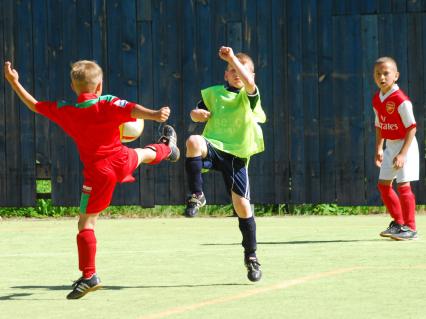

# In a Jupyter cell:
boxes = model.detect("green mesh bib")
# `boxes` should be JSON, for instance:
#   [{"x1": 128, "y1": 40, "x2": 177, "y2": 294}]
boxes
[{"x1": 201, "y1": 85, "x2": 266, "y2": 158}]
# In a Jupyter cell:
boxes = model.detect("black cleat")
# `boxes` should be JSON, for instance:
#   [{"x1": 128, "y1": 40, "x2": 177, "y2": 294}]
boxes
[
  {"x1": 380, "y1": 221, "x2": 403, "y2": 238},
  {"x1": 184, "y1": 193, "x2": 206, "y2": 217},
  {"x1": 390, "y1": 226, "x2": 418, "y2": 241},
  {"x1": 245, "y1": 257, "x2": 262, "y2": 282},
  {"x1": 66, "y1": 274, "x2": 102, "y2": 300},
  {"x1": 159, "y1": 125, "x2": 180, "y2": 162}
]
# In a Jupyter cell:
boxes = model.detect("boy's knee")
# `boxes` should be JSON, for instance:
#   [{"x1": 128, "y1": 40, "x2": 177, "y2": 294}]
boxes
[{"x1": 186, "y1": 135, "x2": 203, "y2": 152}]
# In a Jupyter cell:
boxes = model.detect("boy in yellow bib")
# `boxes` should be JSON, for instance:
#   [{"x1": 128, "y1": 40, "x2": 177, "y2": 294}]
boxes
[{"x1": 185, "y1": 46, "x2": 266, "y2": 281}]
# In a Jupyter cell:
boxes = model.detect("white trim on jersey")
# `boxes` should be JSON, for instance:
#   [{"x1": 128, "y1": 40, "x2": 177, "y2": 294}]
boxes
[
  {"x1": 379, "y1": 84, "x2": 399, "y2": 102},
  {"x1": 398, "y1": 101, "x2": 416, "y2": 128}
]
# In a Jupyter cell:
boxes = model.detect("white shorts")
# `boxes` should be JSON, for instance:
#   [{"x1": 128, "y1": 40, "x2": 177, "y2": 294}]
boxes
[{"x1": 379, "y1": 137, "x2": 419, "y2": 183}]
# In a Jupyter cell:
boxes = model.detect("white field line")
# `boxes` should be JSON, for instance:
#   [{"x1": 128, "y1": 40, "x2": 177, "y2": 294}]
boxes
[{"x1": 139, "y1": 266, "x2": 364, "y2": 319}]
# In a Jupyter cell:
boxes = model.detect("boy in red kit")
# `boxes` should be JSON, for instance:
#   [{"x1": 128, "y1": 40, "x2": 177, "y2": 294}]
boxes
[
  {"x1": 372, "y1": 57, "x2": 419, "y2": 241},
  {"x1": 4, "y1": 60, "x2": 180, "y2": 299}
]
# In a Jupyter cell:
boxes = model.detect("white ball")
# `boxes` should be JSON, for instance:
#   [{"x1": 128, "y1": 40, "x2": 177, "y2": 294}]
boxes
[{"x1": 119, "y1": 119, "x2": 144, "y2": 143}]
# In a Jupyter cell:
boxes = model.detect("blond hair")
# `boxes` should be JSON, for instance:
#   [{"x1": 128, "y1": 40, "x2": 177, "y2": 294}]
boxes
[
  {"x1": 374, "y1": 56, "x2": 398, "y2": 71},
  {"x1": 70, "y1": 60, "x2": 103, "y2": 91},
  {"x1": 230, "y1": 52, "x2": 255, "y2": 73}
]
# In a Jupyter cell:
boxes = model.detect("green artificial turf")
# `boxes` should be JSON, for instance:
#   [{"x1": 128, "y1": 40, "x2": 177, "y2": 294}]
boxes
[{"x1": 0, "y1": 215, "x2": 425, "y2": 319}]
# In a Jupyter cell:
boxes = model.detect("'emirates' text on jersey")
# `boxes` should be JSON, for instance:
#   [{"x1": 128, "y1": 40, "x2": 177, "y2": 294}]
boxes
[{"x1": 372, "y1": 84, "x2": 416, "y2": 140}]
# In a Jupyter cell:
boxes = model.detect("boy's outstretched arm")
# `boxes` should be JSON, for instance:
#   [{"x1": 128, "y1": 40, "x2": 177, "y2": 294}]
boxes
[
  {"x1": 4, "y1": 62, "x2": 38, "y2": 113},
  {"x1": 219, "y1": 46, "x2": 256, "y2": 94},
  {"x1": 131, "y1": 104, "x2": 170, "y2": 122}
]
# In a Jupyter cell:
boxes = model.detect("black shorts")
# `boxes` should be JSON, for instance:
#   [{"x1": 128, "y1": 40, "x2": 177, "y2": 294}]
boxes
[{"x1": 202, "y1": 139, "x2": 250, "y2": 200}]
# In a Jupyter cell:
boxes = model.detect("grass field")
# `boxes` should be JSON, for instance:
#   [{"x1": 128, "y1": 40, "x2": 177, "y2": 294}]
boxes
[{"x1": 1, "y1": 215, "x2": 426, "y2": 319}]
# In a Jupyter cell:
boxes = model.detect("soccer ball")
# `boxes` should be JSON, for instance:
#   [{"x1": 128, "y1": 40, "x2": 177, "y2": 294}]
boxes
[{"x1": 119, "y1": 119, "x2": 144, "y2": 143}]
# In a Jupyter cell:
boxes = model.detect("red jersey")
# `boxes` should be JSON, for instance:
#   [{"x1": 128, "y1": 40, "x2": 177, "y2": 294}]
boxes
[
  {"x1": 36, "y1": 93, "x2": 136, "y2": 164},
  {"x1": 372, "y1": 88, "x2": 416, "y2": 140}
]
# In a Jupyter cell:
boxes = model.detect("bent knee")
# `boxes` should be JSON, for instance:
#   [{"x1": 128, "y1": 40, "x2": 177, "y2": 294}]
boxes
[{"x1": 186, "y1": 135, "x2": 204, "y2": 151}]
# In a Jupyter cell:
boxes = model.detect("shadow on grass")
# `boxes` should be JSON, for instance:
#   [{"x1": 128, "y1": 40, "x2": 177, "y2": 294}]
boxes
[
  {"x1": 202, "y1": 239, "x2": 383, "y2": 246},
  {"x1": 0, "y1": 293, "x2": 33, "y2": 300},
  {"x1": 9, "y1": 282, "x2": 250, "y2": 293}
]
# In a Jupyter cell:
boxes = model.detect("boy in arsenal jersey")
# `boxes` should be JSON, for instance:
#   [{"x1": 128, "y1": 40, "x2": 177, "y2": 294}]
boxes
[
  {"x1": 184, "y1": 47, "x2": 266, "y2": 281},
  {"x1": 4, "y1": 60, "x2": 180, "y2": 299},
  {"x1": 372, "y1": 57, "x2": 419, "y2": 241}
]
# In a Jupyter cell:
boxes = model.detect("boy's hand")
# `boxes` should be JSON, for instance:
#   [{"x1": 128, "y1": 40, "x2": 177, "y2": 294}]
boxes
[
  {"x1": 219, "y1": 46, "x2": 235, "y2": 63},
  {"x1": 4, "y1": 61, "x2": 19, "y2": 84},
  {"x1": 154, "y1": 106, "x2": 170, "y2": 122},
  {"x1": 190, "y1": 109, "x2": 211, "y2": 122},
  {"x1": 393, "y1": 153, "x2": 405, "y2": 169},
  {"x1": 375, "y1": 150, "x2": 383, "y2": 167}
]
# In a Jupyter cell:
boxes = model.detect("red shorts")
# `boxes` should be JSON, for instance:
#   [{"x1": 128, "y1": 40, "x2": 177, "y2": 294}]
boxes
[{"x1": 80, "y1": 147, "x2": 139, "y2": 214}]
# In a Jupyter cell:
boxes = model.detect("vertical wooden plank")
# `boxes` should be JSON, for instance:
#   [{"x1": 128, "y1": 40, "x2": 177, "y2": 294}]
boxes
[
  {"x1": 16, "y1": 0, "x2": 36, "y2": 206},
  {"x1": 392, "y1": 14, "x2": 408, "y2": 91},
  {"x1": 4, "y1": 0, "x2": 21, "y2": 205},
  {"x1": 287, "y1": 0, "x2": 305, "y2": 203},
  {"x1": 333, "y1": 15, "x2": 365, "y2": 205},
  {"x1": 408, "y1": 0, "x2": 426, "y2": 12},
  {"x1": 150, "y1": 0, "x2": 169, "y2": 205},
  {"x1": 92, "y1": 0, "x2": 108, "y2": 80},
  {"x1": 47, "y1": 0, "x2": 65, "y2": 206},
  {"x1": 107, "y1": 0, "x2": 140, "y2": 206},
  {"x1": 302, "y1": 0, "x2": 320, "y2": 203},
  {"x1": 242, "y1": 0, "x2": 257, "y2": 58},
  {"x1": 420, "y1": 13, "x2": 426, "y2": 204},
  {"x1": 271, "y1": 0, "x2": 289, "y2": 203},
  {"x1": 195, "y1": 0, "x2": 215, "y2": 203},
  {"x1": 226, "y1": 0, "x2": 242, "y2": 51},
  {"x1": 137, "y1": 0, "x2": 152, "y2": 21},
  {"x1": 391, "y1": 0, "x2": 407, "y2": 12},
  {"x1": 181, "y1": 0, "x2": 197, "y2": 204},
  {"x1": 361, "y1": 15, "x2": 381, "y2": 205},
  {"x1": 361, "y1": 0, "x2": 379, "y2": 14},
  {"x1": 251, "y1": 0, "x2": 273, "y2": 204},
  {"x1": 408, "y1": 13, "x2": 426, "y2": 203},
  {"x1": 377, "y1": 14, "x2": 408, "y2": 90},
  {"x1": 52, "y1": 0, "x2": 80, "y2": 206},
  {"x1": 151, "y1": 0, "x2": 183, "y2": 205},
  {"x1": 137, "y1": 0, "x2": 155, "y2": 207},
  {"x1": 164, "y1": 0, "x2": 184, "y2": 205},
  {"x1": 318, "y1": 0, "x2": 336, "y2": 203},
  {"x1": 211, "y1": 0, "x2": 230, "y2": 204},
  {"x1": 226, "y1": 22, "x2": 242, "y2": 53},
  {"x1": 332, "y1": 0, "x2": 362, "y2": 15},
  {"x1": 378, "y1": 0, "x2": 392, "y2": 13},
  {"x1": 0, "y1": 0, "x2": 7, "y2": 204},
  {"x1": 33, "y1": 0, "x2": 51, "y2": 175}
]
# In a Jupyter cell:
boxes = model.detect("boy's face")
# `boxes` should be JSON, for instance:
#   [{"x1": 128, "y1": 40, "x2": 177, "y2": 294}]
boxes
[
  {"x1": 374, "y1": 62, "x2": 399, "y2": 94},
  {"x1": 224, "y1": 62, "x2": 253, "y2": 89}
]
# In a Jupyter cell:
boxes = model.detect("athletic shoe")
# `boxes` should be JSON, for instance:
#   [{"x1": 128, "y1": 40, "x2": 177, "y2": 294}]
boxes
[
  {"x1": 159, "y1": 125, "x2": 180, "y2": 162},
  {"x1": 380, "y1": 221, "x2": 402, "y2": 238},
  {"x1": 66, "y1": 273, "x2": 102, "y2": 300},
  {"x1": 184, "y1": 193, "x2": 206, "y2": 217},
  {"x1": 390, "y1": 226, "x2": 418, "y2": 241},
  {"x1": 245, "y1": 257, "x2": 262, "y2": 282}
]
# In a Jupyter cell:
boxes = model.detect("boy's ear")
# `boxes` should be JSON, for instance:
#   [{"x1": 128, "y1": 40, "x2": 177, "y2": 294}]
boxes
[
  {"x1": 95, "y1": 81, "x2": 103, "y2": 94},
  {"x1": 394, "y1": 71, "x2": 400, "y2": 82}
]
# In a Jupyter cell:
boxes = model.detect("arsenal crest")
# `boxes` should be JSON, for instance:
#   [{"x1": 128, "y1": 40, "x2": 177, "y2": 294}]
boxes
[{"x1": 386, "y1": 101, "x2": 395, "y2": 114}]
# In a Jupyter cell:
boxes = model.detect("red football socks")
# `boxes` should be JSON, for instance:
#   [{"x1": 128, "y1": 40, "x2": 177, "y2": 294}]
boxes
[
  {"x1": 77, "y1": 229, "x2": 97, "y2": 278},
  {"x1": 398, "y1": 185, "x2": 416, "y2": 230},
  {"x1": 377, "y1": 184, "x2": 403, "y2": 225},
  {"x1": 144, "y1": 143, "x2": 171, "y2": 165}
]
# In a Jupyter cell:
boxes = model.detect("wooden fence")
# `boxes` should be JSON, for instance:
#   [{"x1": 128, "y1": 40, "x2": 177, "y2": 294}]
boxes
[{"x1": 0, "y1": 0, "x2": 425, "y2": 207}]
